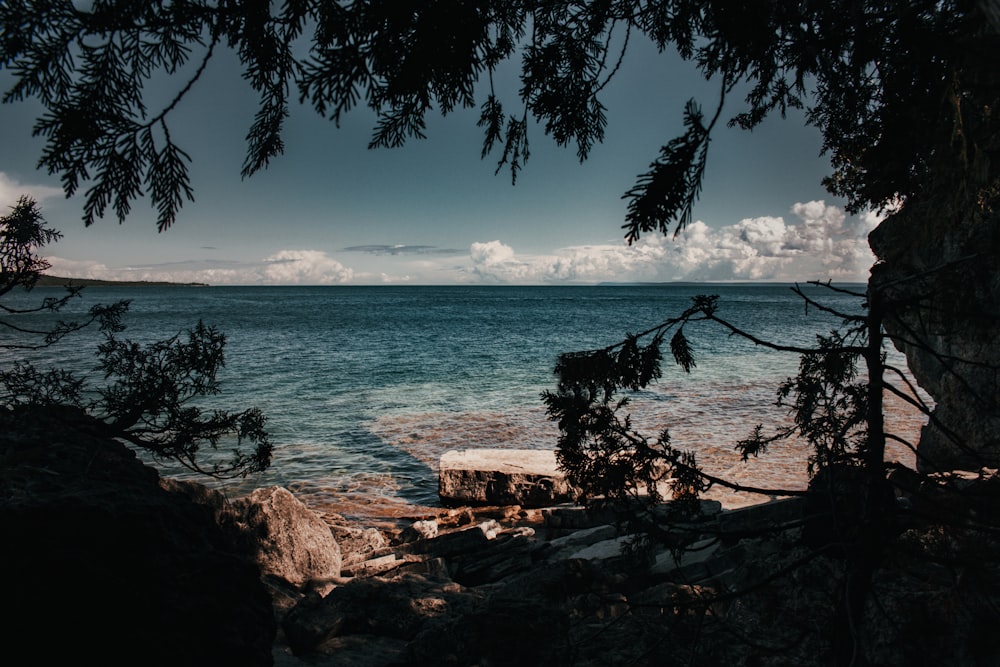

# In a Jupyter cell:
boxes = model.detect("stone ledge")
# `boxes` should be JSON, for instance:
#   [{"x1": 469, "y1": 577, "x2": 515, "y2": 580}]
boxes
[{"x1": 438, "y1": 449, "x2": 580, "y2": 508}]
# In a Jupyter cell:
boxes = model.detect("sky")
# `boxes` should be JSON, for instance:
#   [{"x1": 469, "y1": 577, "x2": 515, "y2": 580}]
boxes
[{"x1": 0, "y1": 33, "x2": 880, "y2": 286}]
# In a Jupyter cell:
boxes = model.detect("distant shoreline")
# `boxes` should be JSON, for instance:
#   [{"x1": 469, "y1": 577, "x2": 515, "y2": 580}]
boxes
[
  {"x1": 37, "y1": 275, "x2": 209, "y2": 288},
  {"x1": 31, "y1": 277, "x2": 867, "y2": 289}
]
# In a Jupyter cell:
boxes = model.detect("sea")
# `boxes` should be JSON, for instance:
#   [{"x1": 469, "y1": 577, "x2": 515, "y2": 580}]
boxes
[{"x1": 2, "y1": 283, "x2": 928, "y2": 522}]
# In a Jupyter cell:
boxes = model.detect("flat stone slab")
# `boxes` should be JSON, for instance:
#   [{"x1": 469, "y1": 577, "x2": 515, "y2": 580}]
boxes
[{"x1": 438, "y1": 449, "x2": 580, "y2": 508}]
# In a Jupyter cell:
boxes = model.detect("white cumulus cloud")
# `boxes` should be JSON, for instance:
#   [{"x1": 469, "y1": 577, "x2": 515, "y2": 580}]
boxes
[
  {"x1": 465, "y1": 236, "x2": 673, "y2": 284},
  {"x1": 0, "y1": 172, "x2": 63, "y2": 208},
  {"x1": 261, "y1": 250, "x2": 354, "y2": 284},
  {"x1": 463, "y1": 201, "x2": 878, "y2": 284}
]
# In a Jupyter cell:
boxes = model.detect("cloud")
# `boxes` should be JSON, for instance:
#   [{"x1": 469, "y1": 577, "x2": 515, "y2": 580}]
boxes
[
  {"x1": 344, "y1": 244, "x2": 464, "y2": 256},
  {"x1": 45, "y1": 250, "x2": 354, "y2": 285},
  {"x1": 676, "y1": 200, "x2": 878, "y2": 281},
  {"x1": 465, "y1": 238, "x2": 671, "y2": 284},
  {"x1": 0, "y1": 172, "x2": 63, "y2": 208},
  {"x1": 464, "y1": 201, "x2": 877, "y2": 284},
  {"x1": 260, "y1": 250, "x2": 354, "y2": 284},
  {"x1": 42, "y1": 200, "x2": 878, "y2": 286}
]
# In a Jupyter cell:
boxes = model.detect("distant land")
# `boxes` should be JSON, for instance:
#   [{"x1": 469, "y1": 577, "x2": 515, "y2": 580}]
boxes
[
  {"x1": 595, "y1": 281, "x2": 867, "y2": 287},
  {"x1": 37, "y1": 275, "x2": 209, "y2": 288}
]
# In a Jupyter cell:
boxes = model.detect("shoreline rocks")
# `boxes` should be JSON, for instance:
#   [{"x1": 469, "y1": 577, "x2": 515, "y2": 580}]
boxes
[
  {"x1": 267, "y1": 451, "x2": 1000, "y2": 666},
  {"x1": 6, "y1": 427, "x2": 999, "y2": 667},
  {"x1": 272, "y1": 490, "x2": 815, "y2": 666}
]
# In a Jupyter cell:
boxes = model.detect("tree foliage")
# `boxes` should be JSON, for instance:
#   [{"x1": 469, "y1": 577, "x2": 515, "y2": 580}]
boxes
[
  {"x1": 0, "y1": 197, "x2": 272, "y2": 478},
  {"x1": 2, "y1": 1, "x2": 996, "y2": 233},
  {"x1": 1, "y1": 196, "x2": 127, "y2": 348},
  {"x1": 544, "y1": 283, "x2": 1000, "y2": 664},
  {"x1": 544, "y1": 286, "x2": 882, "y2": 507}
]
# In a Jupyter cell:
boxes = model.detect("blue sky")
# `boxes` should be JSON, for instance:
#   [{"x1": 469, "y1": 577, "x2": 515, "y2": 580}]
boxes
[{"x1": 1, "y1": 36, "x2": 878, "y2": 285}]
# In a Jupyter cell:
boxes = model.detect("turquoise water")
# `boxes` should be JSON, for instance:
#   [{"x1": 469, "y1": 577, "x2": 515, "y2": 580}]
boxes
[{"x1": 2, "y1": 283, "x2": 924, "y2": 519}]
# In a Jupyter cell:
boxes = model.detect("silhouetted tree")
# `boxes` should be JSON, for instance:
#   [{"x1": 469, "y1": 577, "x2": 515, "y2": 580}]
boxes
[
  {"x1": 544, "y1": 281, "x2": 1000, "y2": 665},
  {"x1": 1, "y1": 1, "x2": 995, "y2": 232},
  {"x1": 0, "y1": 197, "x2": 272, "y2": 478},
  {"x1": 1, "y1": 196, "x2": 127, "y2": 349}
]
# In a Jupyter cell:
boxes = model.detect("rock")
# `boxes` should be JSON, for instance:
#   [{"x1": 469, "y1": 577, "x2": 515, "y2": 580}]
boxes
[
  {"x1": 160, "y1": 476, "x2": 230, "y2": 516},
  {"x1": 892, "y1": 466, "x2": 1000, "y2": 527},
  {"x1": 0, "y1": 406, "x2": 275, "y2": 666},
  {"x1": 439, "y1": 449, "x2": 580, "y2": 507},
  {"x1": 716, "y1": 496, "x2": 805, "y2": 539},
  {"x1": 869, "y1": 195, "x2": 1000, "y2": 472},
  {"x1": 462, "y1": 558, "x2": 671, "y2": 666},
  {"x1": 397, "y1": 518, "x2": 439, "y2": 542},
  {"x1": 230, "y1": 485, "x2": 343, "y2": 587},
  {"x1": 449, "y1": 527, "x2": 536, "y2": 585},
  {"x1": 540, "y1": 523, "x2": 619, "y2": 560},
  {"x1": 651, "y1": 537, "x2": 720, "y2": 574},
  {"x1": 542, "y1": 504, "x2": 621, "y2": 532},
  {"x1": 654, "y1": 538, "x2": 735, "y2": 586},
  {"x1": 281, "y1": 574, "x2": 483, "y2": 655},
  {"x1": 563, "y1": 534, "x2": 656, "y2": 570},
  {"x1": 341, "y1": 552, "x2": 445, "y2": 578},
  {"x1": 406, "y1": 594, "x2": 573, "y2": 667},
  {"x1": 263, "y1": 573, "x2": 307, "y2": 617},
  {"x1": 407, "y1": 559, "x2": 617, "y2": 666},
  {"x1": 331, "y1": 523, "x2": 388, "y2": 568},
  {"x1": 308, "y1": 635, "x2": 409, "y2": 667},
  {"x1": 397, "y1": 519, "x2": 501, "y2": 558}
]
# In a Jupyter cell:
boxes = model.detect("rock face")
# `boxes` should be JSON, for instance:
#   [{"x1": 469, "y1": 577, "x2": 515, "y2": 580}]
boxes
[
  {"x1": 0, "y1": 406, "x2": 275, "y2": 667},
  {"x1": 274, "y1": 497, "x2": 807, "y2": 665},
  {"x1": 870, "y1": 198, "x2": 1000, "y2": 472},
  {"x1": 230, "y1": 485, "x2": 343, "y2": 587},
  {"x1": 274, "y1": 485, "x2": 1000, "y2": 667},
  {"x1": 438, "y1": 449, "x2": 580, "y2": 507}
]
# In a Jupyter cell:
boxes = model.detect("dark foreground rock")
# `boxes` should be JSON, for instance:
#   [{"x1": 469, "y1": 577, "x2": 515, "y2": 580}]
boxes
[{"x1": 0, "y1": 406, "x2": 276, "y2": 667}]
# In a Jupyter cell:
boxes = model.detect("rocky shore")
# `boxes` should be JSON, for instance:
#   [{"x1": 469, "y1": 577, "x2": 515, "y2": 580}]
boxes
[{"x1": 3, "y1": 410, "x2": 999, "y2": 666}]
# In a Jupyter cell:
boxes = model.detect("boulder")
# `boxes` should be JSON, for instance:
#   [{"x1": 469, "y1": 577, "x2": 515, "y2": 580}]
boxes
[
  {"x1": 281, "y1": 574, "x2": 484, "y2": 655},
  {"x1": 869, "y1": 195, "x2": 1000, "y2": 472},
  {"x1": 439, "y1": 449, "x2": 580, "y2": 507},
  {"x1": 0, "y1": 406, "x2": 275, "y2": 666},
  {"x1": 230, "y1": 485, "x2": 343, "y2": 587}
]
